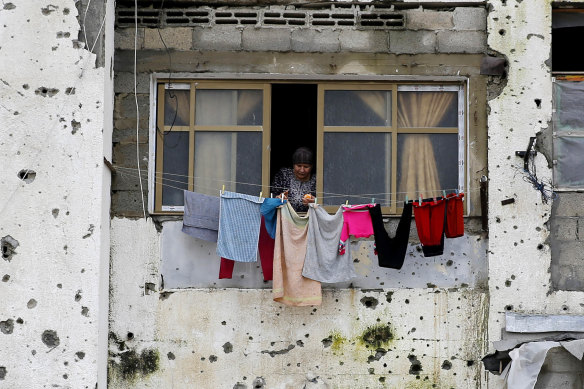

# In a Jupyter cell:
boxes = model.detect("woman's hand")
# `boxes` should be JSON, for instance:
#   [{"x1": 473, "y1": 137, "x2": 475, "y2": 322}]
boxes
[
  {"x1": 280, "y1": 191, "x2": 289, "y2": 200},
  {"x1": 302, "y1": 194, "x2": 315, "y2": 205}
]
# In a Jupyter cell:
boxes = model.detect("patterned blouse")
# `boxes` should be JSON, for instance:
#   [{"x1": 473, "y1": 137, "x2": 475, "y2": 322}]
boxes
[{"x1": 271, "y1": 168, "x2": 316, "y2": 213}]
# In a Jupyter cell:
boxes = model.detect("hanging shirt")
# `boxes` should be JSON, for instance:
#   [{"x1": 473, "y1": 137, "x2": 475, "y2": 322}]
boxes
[
  {"x1": 260, "y1": 197, "x2": 287, "y2": 239},
  {"x1": 302, "y1": 204, "x2": 356, "y2": 283},
  {"x1": 273, "y1": 202, "x2": 322, "y2": 306},
  {"x1": 445, "y1": 193, "x2": 465, "y2": 238},
  {"x1": 182, "y1": 190, "x2": 220, "y2": 242},
  {"x1": 368, "y1": 203, "x2": 412, "y2": 270},
  {"x1": 339, "y1": 204, "x2": 375, "y2": 255},
  {"x1": 216, "y1": 191, "x2": 264, "y2": 263},
  {"x1": 413, "y1": 199, "x2": 446, "y2": 257}
]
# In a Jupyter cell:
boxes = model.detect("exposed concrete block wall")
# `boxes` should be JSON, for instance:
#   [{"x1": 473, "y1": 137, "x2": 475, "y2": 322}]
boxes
[
  {"x1": 0, "y1": 0, "x2": 113, "y2": 387},
  {"x1": 486, "y1": 0, "x2": 584, "y2": 387}
]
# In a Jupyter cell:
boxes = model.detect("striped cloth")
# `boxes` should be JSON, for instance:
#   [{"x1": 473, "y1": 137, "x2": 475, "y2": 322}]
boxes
[{"x1": 216, "y1": 191, "x2": 264, "y2": 263}]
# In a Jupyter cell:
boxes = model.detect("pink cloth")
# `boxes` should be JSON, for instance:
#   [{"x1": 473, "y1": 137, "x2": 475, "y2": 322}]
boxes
[{"x1": 339, "y1": 205, "x2": 374, "y2": 255}]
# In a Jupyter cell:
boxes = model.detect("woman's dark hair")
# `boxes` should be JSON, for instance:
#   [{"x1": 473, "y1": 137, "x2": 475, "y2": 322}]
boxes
[{"x1": 292, "y1": 147, "x2": 314, "y2": 166}]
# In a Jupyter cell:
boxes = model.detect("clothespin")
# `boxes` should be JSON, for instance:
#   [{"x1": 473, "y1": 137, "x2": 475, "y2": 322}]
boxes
[
  {"x1": 345, "y1": 200, "x2": 349, "y2": 206},
  {"x1": 259, "y1": 191, "x2": 262, "y2": 200},
  {"x1": 314, "y1": 197, "x2": 318, "y2": 205},
  {"x1": 221, "y1": 184, "x2": 225, "y2": 195},
  {"x1": 405, "y1": 195, "x2": 409, "y2": 203},
  {"x1": 270, "y1": 193, "x2": 273, "y2": 198},
  {"x1": 418, "y1": 195, "x2": 422, "y2": 205},
  {"x1": 281, "y1": 193, "x2": 284, "y2": 203},
  {"x1": 442, "y1": 190, "x2": 446, "y2": 199},
  {"x1": 371, "y1": 197, "x2": 375, "y2": 204}
]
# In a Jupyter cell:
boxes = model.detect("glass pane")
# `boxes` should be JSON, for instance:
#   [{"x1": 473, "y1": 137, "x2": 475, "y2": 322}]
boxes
[
  {"x1": 323, "y1": 132, "x2": 391, "y2": 206},
  {"x1": 324, "y1": 90, "x2": 391, "y2": 126},
  {"x1": 195, "y1": 90, "x2": 263, "y2": 126},
  {"x1": 162, "y1": 132, "x2": 189, "y2": 207},
  {"x1": 396, "y1": 134, "x2": 458, "y2": 202},
  {"x1": 554, "y1": 136, "x2": 584, "y2": 187},
  {"x1": 194, "y1": 131, "x2": 262, "y2": 196},
  {"x1": 397, "y1": 91, "x2": 458, "y2": 128},
  {"x1": 164, "y1": 89, "x2": 190, "y2": 126},
  {"x1": 554, "y1": 81, "x2": 584, "y2": 132}
]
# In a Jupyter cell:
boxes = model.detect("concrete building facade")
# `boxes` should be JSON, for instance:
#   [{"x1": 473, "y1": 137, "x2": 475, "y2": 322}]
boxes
[{"x1": 1, "y1": 0, "x2": 584, "y2": 388}]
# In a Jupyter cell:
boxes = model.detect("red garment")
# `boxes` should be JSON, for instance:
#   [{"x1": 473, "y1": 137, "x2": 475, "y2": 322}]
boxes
[
  {"x1": 445, "y1": 193, "x2": 464, "y2": 238},
  {"x1": 413, "y1": 199, "x2": 446, "y2": 257},
  {"x1": 218, "y1": 217, "x2": 274, "y2": 281}
]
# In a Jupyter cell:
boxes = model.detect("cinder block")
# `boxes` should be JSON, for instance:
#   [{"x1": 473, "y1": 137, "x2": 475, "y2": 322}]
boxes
[
  {"x1": 291, "y1": 29, "x2": 340, "y2": 53},
  {"x1": 242, "y1": 27, "x2": 291, "y2": 52},
  {"x1": 403, "y1": 9, "x2": 454, "y2": 31},
  {"x1": 437, "y1": 31, "x2": 486, "y2": 53},
  {"x1": 114, "y1": 72, "x2": 150, "y2": 94},
  {"x1": 144, "y1": 27, "x2": 193, "y2": 50},
  {"x1": 111, "y1": 190, "x2": 150, "y2": 218},
  {"x1": 389, "y1": 30, "x2": 436, "y2": 54},
  {"x1": 453, "y1": 7, "x2": 487, "y2": 31},
  {"x1": 115, "y1": 28, "x2": 144, "y2": 50},
  {"x1": 539, "y1": 348, "x2": 584, "y2": 373},
  {"x1": 112, "y1": 127, "x2": 149, "y2": 145},
  {"x1": 193, "y1": 26, "x2": 242, "y2": 51},
  {"x1": 113, "y1": 93, "x2": 150, "y2": 127},
  {"x1": 552, "y1": 193, "x2": 584, "y2": 217},
  {"x1": 550, "y1": 217, "x2": 578, "y2": 241},
  {"x1": 112, "y1": 143, "x2": 149, "y2": 169},
  {"x1": 339, "y1": 30, "x2": 389, "y2": 53},
  {"x1": 534, "y1": 371, "x2": 582, "y2": 389}
]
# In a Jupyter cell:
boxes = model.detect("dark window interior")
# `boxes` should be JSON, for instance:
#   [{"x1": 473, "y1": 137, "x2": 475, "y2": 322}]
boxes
[
  {"x1": 552, "y1": 11, "x2": 584, "y2": 72},
  {"x1": 270, "y1": 84, "x2": 318, "y2": 187}
]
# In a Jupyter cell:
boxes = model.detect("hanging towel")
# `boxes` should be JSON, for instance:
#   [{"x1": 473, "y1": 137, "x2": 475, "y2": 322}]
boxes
[
  {"x1": 182, "y1": 190, "x2": 220, "y2": 242},
  {"x1": 273, "y1": 202, "x2": 321, "y2": 306},
  {"x1": 302, "y1": 204, "x2": 356, "y2": 283},
  {"x1": 445, "y1": 193, "x2": 465, "y2": 238},
  {"x1": 218, "y1": 217, "x2": 275, "y2": 281},
  {"x1": 216, "y1": 191, "x2": 264, "y2": 263},
  {"x1": 260, "y1": 197, "x2": 287, "y2": 239},
  {"x1": 368, "y1": 203, "x2": 412, "y2": 270},
  {"x1": 413, "y1": 199, "x2": 446, "y2": 257},
  {"x1": 339, "y1": 204, "x2": 375, "y2": 255}
]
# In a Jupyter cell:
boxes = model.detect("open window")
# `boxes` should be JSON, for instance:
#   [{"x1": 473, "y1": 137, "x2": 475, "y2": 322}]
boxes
[{"x1": 152, "y1": 80, "x2": 465, "y2": 214}]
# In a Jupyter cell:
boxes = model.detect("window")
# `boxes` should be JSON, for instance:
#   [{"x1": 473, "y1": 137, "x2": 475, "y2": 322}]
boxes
[
  {"x1": 552, "y1": 10, "x2": 584, "y2": 189},
  {"x1": 152, "y1": 80, "x2": 465, "y2": 214}
]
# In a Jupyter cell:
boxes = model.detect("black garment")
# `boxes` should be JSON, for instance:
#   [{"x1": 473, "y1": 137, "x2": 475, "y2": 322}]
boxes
[{"x1": 368, "y1": 203, "x2": 412, "y2": 269}]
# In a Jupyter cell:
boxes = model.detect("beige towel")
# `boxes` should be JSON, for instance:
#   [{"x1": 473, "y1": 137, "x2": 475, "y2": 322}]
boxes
[{"x1": 273, "y1": 202, "x2": 322, "y2": 306}]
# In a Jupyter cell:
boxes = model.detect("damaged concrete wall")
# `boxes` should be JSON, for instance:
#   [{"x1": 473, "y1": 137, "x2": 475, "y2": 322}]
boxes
[
  {"x1": 110, "y1": 217, "x2": 488, "y2": 388},
  {"x1": 109, "y1": 2, "x2": 491, "y2": 388},
  {"x1": 486, "y1": 0, "x2": 584, "y2": 387},
  {"x1": 0, "y1": 0, "x2": 113, "y2": 387}
]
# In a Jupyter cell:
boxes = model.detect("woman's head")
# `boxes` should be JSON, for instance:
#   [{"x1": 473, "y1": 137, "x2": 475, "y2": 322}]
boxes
[{"x1": 292, "y1": 147, "x2": 313, "y2": 181}]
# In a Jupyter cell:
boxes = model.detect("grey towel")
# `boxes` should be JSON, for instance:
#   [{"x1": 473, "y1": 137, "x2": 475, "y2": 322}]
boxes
[
  {"x1": 302, "y1": 204, "x2": 357, "y2": 283},
  {"x1": 182, "y1": 190, "x2": 220, "y2": 242}
]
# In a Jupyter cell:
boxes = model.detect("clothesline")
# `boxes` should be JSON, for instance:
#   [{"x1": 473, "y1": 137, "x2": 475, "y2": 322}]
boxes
[
  {"x1": 117, "y1": 168, "x2": 473, "y2": 207},
  {"x1": 115, "y1": 165, "x2": 472, "y2": 199}
]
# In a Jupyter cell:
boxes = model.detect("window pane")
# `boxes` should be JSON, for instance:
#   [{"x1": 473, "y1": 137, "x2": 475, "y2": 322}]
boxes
[
  {"x1": 323, "y1": 132, "x2": 391, "y2": 205},
  {"x1": 195, "y1": 90, "x2": 263, "y2": 126},
  {"x1": 554, "y1": 81, "x2": 584, "y2": 132},
  {"x1": 397, "y1": 134, "x2": 458, "y2": 202},
  {"x1": 194, "y1": 132, "x2": 262, "y2": 196},
  {"x1": 554, "y1": 136, "x2": 584, "y2": 187},
  {"x1": 324, "y1": 90, "x2": 391, "y2": 126},
  {"x1": 162, "y1": 132, "x2": 189, "y2": 207},
  {"x1": 164, "y1": 89, "x2": 190, "y2": 126},
  {"x1": 397, "y1": 91, "x2": 458, "y2": 128}
]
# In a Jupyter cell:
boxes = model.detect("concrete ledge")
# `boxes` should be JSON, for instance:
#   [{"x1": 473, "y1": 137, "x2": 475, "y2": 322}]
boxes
[{"x1": 506, "y1": 312, "x2": 584, "y2": 333}]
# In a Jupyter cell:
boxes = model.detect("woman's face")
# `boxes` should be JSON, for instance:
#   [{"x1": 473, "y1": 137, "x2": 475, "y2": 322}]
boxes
[{"x1": 293, "y1": 163, "x2": 312, "y2": 181}]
